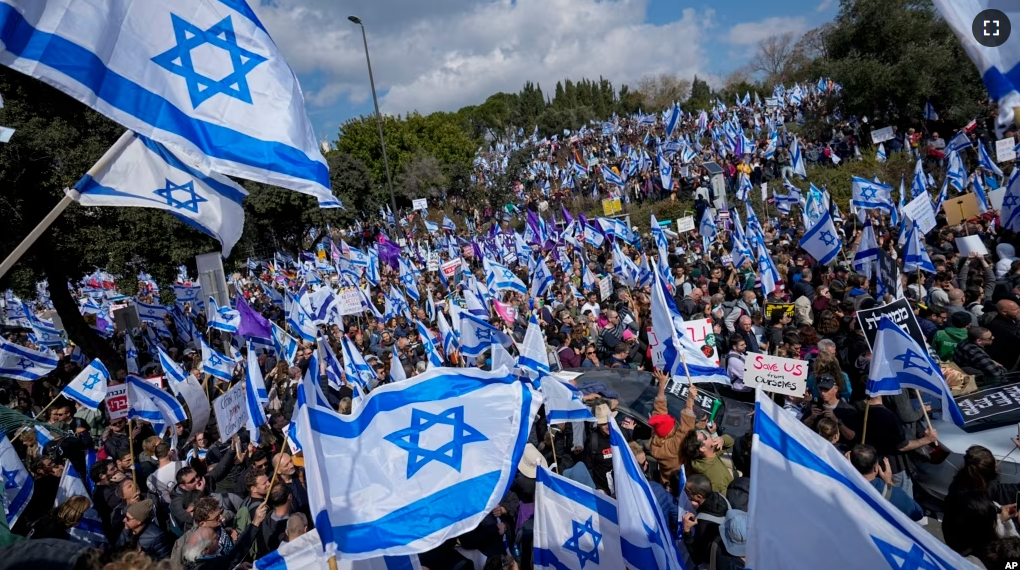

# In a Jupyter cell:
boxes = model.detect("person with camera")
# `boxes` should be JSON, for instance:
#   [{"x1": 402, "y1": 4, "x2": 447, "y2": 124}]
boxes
[{"x1": 800, "y1": 375, "x2": 856, "y2": 443}]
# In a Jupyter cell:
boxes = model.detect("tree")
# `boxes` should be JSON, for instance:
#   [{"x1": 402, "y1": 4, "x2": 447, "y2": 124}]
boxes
[
  {"x1": 398, "y1": 152, "x2": 447, "y2": 201},
  {"x1": 686, "y1": 76, "x2": 712, "y2": 112},
  {"x1": 751, "y1": 33, "x2": 798, "y2": 85},
  {"x1": 635, "y1": 74, "x2": 692, "y2": 112}
]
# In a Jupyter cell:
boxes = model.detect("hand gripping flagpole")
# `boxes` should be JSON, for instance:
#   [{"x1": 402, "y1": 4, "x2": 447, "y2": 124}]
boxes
[{"x1": 0, "y1": 129, "x2": 135, "y2": 280}]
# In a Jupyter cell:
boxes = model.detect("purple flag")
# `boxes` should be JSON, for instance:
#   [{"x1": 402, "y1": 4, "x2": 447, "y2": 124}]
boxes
[
  {"x1": 561, "y1": 205, "x2": 574, "y2": 225},
  {"x1": 236, "y1": 295, "x2": 272, "y2": 340},
  {"x1": 378, "y1": 237, "x2": 401, "y2": 270}
]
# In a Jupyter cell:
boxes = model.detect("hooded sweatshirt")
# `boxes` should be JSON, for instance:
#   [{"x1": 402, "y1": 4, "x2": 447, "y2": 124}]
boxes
[
  {"x1": 933, "y1": 327, "x2": 968, "y2": 361},
  {"x1": 996, "y1": 243, "x2": 1017, "y2": 279}
]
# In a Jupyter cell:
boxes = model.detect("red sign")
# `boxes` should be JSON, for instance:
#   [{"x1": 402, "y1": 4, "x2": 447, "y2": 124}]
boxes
[{"x1": 106, "y1": 384, "x2": 129, "y2": 420}]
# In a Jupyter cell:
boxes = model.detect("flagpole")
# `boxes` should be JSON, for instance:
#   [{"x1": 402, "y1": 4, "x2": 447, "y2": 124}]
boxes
[
  {"x1": 861, "y1": 402, "x2": 871, "y2": 445},
  {"x1": 915, "y1": 388, "x2": 936, "y2": 443},
  {"x1": 127, "y1": 418, "x2": 138, "y2": 487},
  {"x1": 35, "y1": 392, "x2": 65, "y2": 421},
  {"x1": 0, "y1": 129, "x2": 134, "y2": 280}
]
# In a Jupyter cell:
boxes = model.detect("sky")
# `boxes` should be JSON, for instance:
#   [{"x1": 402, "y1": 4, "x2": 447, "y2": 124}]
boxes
[{"x1": 252, "y1": 0, "x2": 839, "y2": 143}]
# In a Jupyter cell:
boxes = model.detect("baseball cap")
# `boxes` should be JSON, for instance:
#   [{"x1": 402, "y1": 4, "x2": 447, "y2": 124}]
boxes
[{"x1": 816, "y1": 374, "x2": 837, "y2": 391}]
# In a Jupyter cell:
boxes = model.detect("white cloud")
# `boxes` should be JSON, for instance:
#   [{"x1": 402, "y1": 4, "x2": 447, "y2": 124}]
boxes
[
  {"x1": 723, "y1": 16, "x2": 809, "y2": 47},
  {"x1": 816, "y1": 0, "x2": 836, "y2": 12},
  {"x1": 255, "y1": 0, "x2": 715, "y2": 119}
]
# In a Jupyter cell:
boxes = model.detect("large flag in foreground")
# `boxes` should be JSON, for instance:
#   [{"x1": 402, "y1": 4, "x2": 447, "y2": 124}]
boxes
[
  {"x1": 747, "y1": 389, "x2": 977, "y2": 569},
  {"x1": 534, "y1": 465, "x2": 624, "y2": 570},
  {"x1": 297, "y1": 365, "x2": 541, "y2": 560},
  {"x1": 0, "y1": 0, "x2": 337, "y2": 205}
]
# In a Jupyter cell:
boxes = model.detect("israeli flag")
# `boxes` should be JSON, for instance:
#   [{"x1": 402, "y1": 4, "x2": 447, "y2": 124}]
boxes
[
  {"x1": 61, "y1": 359, "x2": 110, "y2": 410},
  {"x1": 923, "y1": 101, "x2": 939, "y2": 121},
  {"x1": 518, "y1": 314, "x2": 551, "y2": 381},
  {"x1": 973, "y1": 175, "x2": 990, "y2": 214},
  {"x1": 851, "y1": 176, "x2": 894, "y2": 217},
  {"x1": 416, "y1": 321, "x2": 444, "y2": 369},
  {"x1": 126, "y1": 374, "x2": 186, "y2": 440},
  {"x1": 657, "y1": 151, "x2": 672, "y2": 191},
  {"x1": 902, "y1": 221, "x2": 936, "y2": 274},
  {"x1": 206, "y1": 296, "x2": 240, "y2": 333},
  {"x1": 748, "y1": 389, "x2": 973, "y2": 569},
  {"x1": 245, "y1": 341, "x2": 269, "y2": 444},
  {"x1": 947, "y1": 129, "x2": 974, "y2": 155},
  {"x1": 534, "y1": 465, "x2": 623, "y2": 570},
  {"x1": 437, "y1": 311, "x2": 458, "y2": 357},
  {"x1": 0, "y1": 337, "x2": 58, "y2": 381},
  {"x1": 601, "y1": 164, "x2": 625, "y2": 187},
  {"x1": 459, "y1": 312, "x2": 513, "y2": 359},
  {"x1": 649, "y1": 266, "x2": 728, "y2": 385},
  {"x1": 484, "y1": 257, "x2": 527, "y2": 294},
  {"x1": 24, "y1": 309, "x2": 63, "y2": 349},
  {"x1": 756, "y1": 240, "x2": 780, "y2": 298},
  {"x1": 341, "y1": 335, "x2": 376, "y2": 392},
  {"x1": 875, "y1": 143, "x2": 887, "y2": 163},
  {"x1": 0, "y1": 0, "x2": 335, "y2": 205},
  {"x1": 442, "y1": 216, "x2": 457, "y2": 232},
  {"x1": 852, "y1": 218, "x2": 879, "y2": 281},
  {"x1": 123, "y1": 332, "x2": 139, "y2": 374},
  {"x1": 866, "y1": 316, "x2": 966, "y2": 426},
  {"x1": 317, "y1": 338, "x2": 344, "y2": 391},
  {"x1": 286, "y1": 292, "x2": 318, "y2": 342},
  {"x1": 1002, "y1": 168, "x2": 1020, "y2": 231},
  {"x1": 790, "y1": 136, "x2": 807, "y2": 178},
  {"x1": 297, "y1": 365, "x2": 541, "y2": 559},
  {"x1": 200, "y1": 335, "x2": 236, "y2": 383},
  {"x1": 698, "y1": 209, "x2": 717, "y2": 248},
  {"x1": 271, "y1": 321, "x2": 300, "y2": 366},
  {"x1": 947, "y1": 151, "x2": 968, "y2": 191},
  {"x1": 424, "y1": 219, "x2": 439, "y2": 234},
  {"x1": 609, "y1": 417, "x2": 684, "y2": 570},
  {"x1": 583, "y1": 224, "x2": 605, "y2": 248},
  {"x1": 54, "y1": 461, "x2": 107, "y2": 546},
  {"x1": 736, "y1": 172, "x2": 752, "y2": 201},
  {"x1": 531, "y1": 257, "x2": 555, "y2": 298},
  {"x1": 0, "y1": 434, "x2": 32, "y2": 527},
  {"x1": 976, "y1": 139, "x2": 1004, "y2": 178},
  {"x1": 542, "y1": 374, "x2": 596, "y2": 424},
  {"x1": 73, "y1": 133, "x2": 247, "y2": 256},
  {"x1": 798, "y1": 208, "x2": 842, "y2": 265}
]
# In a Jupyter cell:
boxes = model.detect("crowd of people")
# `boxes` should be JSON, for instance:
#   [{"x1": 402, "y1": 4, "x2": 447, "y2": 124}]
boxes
[{"x1": 3, "y1": 79, "x2": 1020, "y2": 570}]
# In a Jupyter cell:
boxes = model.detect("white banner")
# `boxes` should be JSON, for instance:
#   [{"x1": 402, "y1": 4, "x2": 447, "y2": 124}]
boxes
[
  {"x1": 682, "y1": 318, "x2": 719, "y2": 366},
  {"x1": 743, "y1": 353, "x2": 807, "y2": 397},
  {"x1": 335, "y1": 287, "x2": 364, "y2": 316},
  {"x1": 902, "y1": 194, "x2": 937, "y2": 235},
  {"x1": 676, "y1": 216, "x2": 695, "y2": 233},
  {"x1": 412, "y1": 198, "x2": 428, "y2": 211},
  {"x1": 870, "y1": 126, "x2": 894, "y2": 144},
  {"x1": 996, "y1": 137, "x2": 1017, "y2": 163},
  {"x1": 213, "y1": 381, "x2": 249, "y2": 441}
]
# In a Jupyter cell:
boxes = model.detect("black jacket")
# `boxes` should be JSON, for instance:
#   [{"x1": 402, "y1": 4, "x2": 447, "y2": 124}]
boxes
[{"x1": 116, "y1": 522, "x2": 173, "y2": 560}]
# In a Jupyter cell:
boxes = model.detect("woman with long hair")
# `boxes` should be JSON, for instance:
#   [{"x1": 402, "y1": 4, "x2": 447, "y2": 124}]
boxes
[
  {"x1": 949, "y1": 445, "x2": 1020, "y2": 507},
  {"x1": 28, "y1": 495, "x2": 91, "y2": 540}
]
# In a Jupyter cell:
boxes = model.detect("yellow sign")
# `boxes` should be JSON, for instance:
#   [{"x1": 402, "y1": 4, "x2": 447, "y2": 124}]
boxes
[{"x1": 601, "y1": 197, "x2": 622, "y2": 216}]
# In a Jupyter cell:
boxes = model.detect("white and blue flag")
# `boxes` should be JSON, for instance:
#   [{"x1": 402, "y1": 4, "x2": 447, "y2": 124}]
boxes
[
  {"x1": 790, "y1": 136, "x2": 807, "y2": 178},
  {"x1": 200, "y1": 334, "x2": 236, "y2": 383},
  {"x1": 61, "y1": 359, "x2": 110, "y2": 410},
  {"x1": 756, "y1": 240, "x2": 780, "y2": 298},
  {"x1": 54, "y1": 461, "x2": 107, "y2": 546},
  {"x1": 517, "y1": 314, "x2": 551, "y2": 381},
  {"x1": 0, "y1": 0, "x2": 336, "y2": 205},
  {"x1": 866, "y1": 316, "x2": 967, "y2": 426},
  {"x1": 296, "y1": 365, "x2": 541, "y2": 559},
  {"x1": 0, "y1": 434, "x2": 32, "y2": 527},
  {"x1": 902, "y1": 221, "x2": 936, "y2": 274},
  {"x1": 436, "y1": 311, "x2": 458, "y2": 357},
  {"x1": 531, "y1": 257, "x2": 555, "y2": 298},
  {"x1": 851, "y1": 176, "x2": 894, "y2": 218},
  {"x1": 923, "y1": 101, "x2": 939, "y2": 121},
  {"x1": 458, "y1": 312, "x2": 512, "y2": 360},
  {"x1": 657, "y1": 151, "x2": 672, "y2": 191},
  {"x1": 484, "y1": 257, "x2": 527, "y2": 294},
  {"x1": 416, "y1": 321, "x2": 444, "y2": 369},
  {"x1": 207, "y1": 296, "x2": 241, "y2": 333},
  {"x1": 534, "y1": 465, "x2": 623, "y2": 570},
  {"x1": 747, "y1": 388, "x2": 974, "y2": 570},
  {"x1": 979, "y1": 139, "x2": 1004, "y2": 177},
  {"x1": 543, "y1": 373, "x2": 596, "y2": 424},
  {"x1": 286, "y1": 292, "x2": 318, "y2": 342},
  {"x1": 852, "y1": 218, "x2": 879, "y2": 281},
  {"x1": 124, "y1": 332, "x2": 139, "y2": 374},
  {"x1": 875, "y1": 143, "x2": 886, "y2": 163},
  {"x1": 0, "y1": 337, "x2": 58, "y2": 381},
  {"x1": 1003, "y1": 168, "x2": 1020, "y2": 231},
  {"x1": 245, "y1": 341, "x2": 269, "y2": 444},
  {"x1": 341, "y1": 335, "x2": 376, "y2": 393},
  {"x1": 73, "y1": 132, "x2": 247, "y2": 256},
  {"x1": 271, "y1": 321, "x2": 300, "y2": 366},
  {"x1": 127, "y1": 374, "x2": 187, "y2": 441},
  {"x1": 798, "y1": 208, "x2": 842, "y2": 265}
]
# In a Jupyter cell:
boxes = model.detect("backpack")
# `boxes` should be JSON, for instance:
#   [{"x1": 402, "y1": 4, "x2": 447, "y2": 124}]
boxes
[{"x1": 719, "y1": 301, "x2": 743, "y2": 332}]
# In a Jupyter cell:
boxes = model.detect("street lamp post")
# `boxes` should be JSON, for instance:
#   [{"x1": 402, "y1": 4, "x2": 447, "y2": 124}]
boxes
[{"x1": 348, "y1": 15, "x2": 398, "y2": 222}]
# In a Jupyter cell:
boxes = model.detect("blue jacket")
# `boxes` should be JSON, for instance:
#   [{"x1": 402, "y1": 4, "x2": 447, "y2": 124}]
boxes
[{"x1": 870, "y1": 479, "x2": 923, "y2": 521}]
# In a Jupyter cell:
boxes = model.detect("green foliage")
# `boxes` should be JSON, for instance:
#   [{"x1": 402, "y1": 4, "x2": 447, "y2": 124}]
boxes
[{"x1": 686, "y1": 76, "x2": 712, "y2": 113}]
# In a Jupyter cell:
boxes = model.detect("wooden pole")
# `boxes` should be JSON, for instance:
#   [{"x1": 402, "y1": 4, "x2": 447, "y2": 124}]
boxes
[
  {"x1": 861, "y1": 402, "x2": 871, "y2": 446},
  {"x1": 35, "y1": 392, "x2": 64, "y2": 422},
  {"x1": 127, "y1": 418, "x2": 138, "y2": 487},
  {"x1": 262, "y1": 459, "x2": 281, "y2": 508},
  {"x1": 914, "y1": 388, "x2": 936, "y2": 444}
]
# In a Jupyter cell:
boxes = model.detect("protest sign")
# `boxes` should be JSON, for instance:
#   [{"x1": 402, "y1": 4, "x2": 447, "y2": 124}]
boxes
[
  {"x1": 598, "y1": 277, "x2": 613, "y2": 301},
  {"x1": 871, "y1": 126, "x2": 894, "y2": 144},
  {"x1": 461, "y1": 245, "x2": 474, "y2": 259},
  {"x1": 676, "y1": 216, "x2": 695, "y2": 233},
  {"x1": 764, "y1": 303, "x2": 795, "y2": 319},
  {"x1": 955, "y1": 236, "x2": 989, "y2": 257},
  {"x1": 412, "y1": 198, "x2": 428, "y2": 211},
  {"x1": 942, "y1": 192, "x2": 981, "y2": 225},
  {"x1": 213, "y1": 381, "x2": 249, "y2": 441},
  {"x1": 665, "y1": 379, "x2": 721, "y2": 419},
  {"x1": 106, "y1": 384, "x2": 129, "y2": 420},
  {"x1": 764, "y1": 97, "x2": 781, "y2": 108},
  {"x1": 856, "y1": 297, "x2": 926, "y2": 350},
  {"x1": 427, "y1": 252, "x2": 440, "y2": 271},
  {"x1": 682, "y1": 318, "x2": 719, "y2": 365},
  {"x1": 335, "y1": 287, "x2": 363, "y2": 316},
  {"x1": 743, "y1": 353, "x2": 808, "y2": 397},
  {"x1": 761, "y1": 182, "x2": 768, "y2": 201},
  {"x1": 441, "y1": 259, "x2": 461, "y2": 280},
  {"x1": 996, "y1": 137, "x2": 1017, "y2": 163},
  {"x1": 903, "y1": 194, "x2": 937, "y2": 235},
  {"x1": 956, "y1": 382, "x2": 1020, "y2": 423},
  {"x1": 602, "y1": 198, "x2": 622, "y2": 216}
]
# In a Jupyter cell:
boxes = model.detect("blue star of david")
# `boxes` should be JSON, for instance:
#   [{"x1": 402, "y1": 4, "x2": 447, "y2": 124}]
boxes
[
  {"x1": 82, "y1": 372, "x2": 103, "y2": 390},
  {"x1": 820, "y1": 230, "x2": 837, "y2": 247},
  {"x1": 208, "y1": 353, "x2": 222, "y2": 367},
  {"x1": 502, "y1": 269, "x2": 515, "y2": 280},
  {"x1": 383, "y1": 405, "x2": 488, "y2": 479},
  {"x1": 297, "y1": 312, "x2": 307, "y2": 325},
  {"x1": 1005, "y1": 194, "x2": 1019, "y2": 209},
  {"x1": 151, "y1": 14, "x2": 268, "y2": 108},
  {"x1": 1, "y1": 467, "x2": 18, "y2": 490},
  {"x1": 861, "y1": 187, "x2": 877, "y2": 200},
  {"x1": 563, "y1": 516, "x2": 602, "y2": 568},
  {"x1": 893, "y1": 348, "x2": 933, "y2": 376},
  {"x1": 872, "y1": 536, "x2": 939, "y2": 570},
  {"x1": 154, "y1": 179, "x2": 207, "y2": 213},
  {"x1": 15, "y1": 358, "x2": 31, "y2": 370},
  {"x1": 127, "y1": 347, "x2": 138, "y2": 359}
]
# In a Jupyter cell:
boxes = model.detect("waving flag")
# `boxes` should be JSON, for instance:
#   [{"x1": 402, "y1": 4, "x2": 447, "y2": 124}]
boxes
[
  {"x1": 0, "y1": 337, "x2": 58, "y2": 381},
  {"x1": 875, "y1": 143, "x2": 887, "y2": 163},
  {"x1": 657, "y1": 151, "x2": 673, "y2": 192},
  {"x1": 390, "y1": 343, "x2": 408, "y2": 384},
  {"x1": 747, "y1": 389, "x2": 973, "y2": 570},
  {"x1": 790, "y1": 136, "x2": 807, "y2": 178},
  {"x1": 127, "y1": 374, "x2": 186, "y2": 441},
  {"x1": 442, "y1": 216, "x2": 456, "y2": 232},
  {"x1": 24, "y1": 308, "x2": 63, "y2": 349},
  {"x1": 518, "y1": 314, "x2": 551, "y2": 381},
  {"x1": 609, "y1": 417, "x2": 684, "y2": 570},
  {"x1": 459, "y1": 312, "x2": 513, "y2": 359},
  {"x1": 61, "y1": 359, "x2": 110, "y2": 410},
  {"x1": 947, "y1": 150, "x2": 968, "y2": 191},
  {"x1": 978, "y1": 139, "x2": 1004, "y2": 177},
  {"x1": 866, "y1": 316, "x2": 966, "y2": 425},
  {"x1": 947, "y1": 129, "x2": 973, "y2": 155},
  {"x1": 756, "y1": 240, "x2": 780, "y2": 297},
  {"x1": 851, "y1": 176, "x2": 894, "y2": 218},
  {"x1": 74, "y1": 133, "x2": 247, "y2": 256},
  {"x1": 0, "y1": 434, "x2": 32, "y2": 526},
  {"x1": 484, "y1": 257, "x2": 527, "y2": 294},
  {"x1": 698, "y1": 208, "x2": 717, "y2": 250},
  {"x1": 1003, "y1": 169, "x2": 1020, "y2": 231},
  {"x1": 54, "y1": 460, "x2": 107, "y2": 546},
  {"x1": 122, "y1": 332, "x2": 139, "y2": 374},
  {"x1": 649, "y1": 266, "x2": 728, "y2": 385},
  {"x1": 285, "y1": 292, "x2": 318, "y2": 342},
  {"x1": 245, "y1": 341, "x2": 269, "y2": 444},
  {"x1": 0, "y1": 0, "x2": 340, "y2": 204},
  {"x1": 416, "y1": 321, "x2": 444, "y2": 369},
  {"x1": 206, "y1": 296, "x2": 240, "y2": 334},
  {"x1": 319, "y1": 337, "x2": 345, "y2": 391},
  {"x1": 200, "y1": 335, "x2": 236, "y2": 383},
  {"x1": 852, "y1": 218, "x2": 879, "y2": 281},
  {"x1": 271, "y1": 321, "x2": 300, "y2": 366},
  {"x1": 534, "y1": 465, "x2": 623, "y2": 570},
  {"x1": 601, "y1": 165, "x2": 625, "y2": 188},
  {"x1": 923, "y1": 101, "x2": 939, "y2": 121},
  {"x1": 736, "y1": 172, "x2": 752, "y2": 201},
  {"x1": 297, "y1": 365, "x2": 540, "y2": 559},
  {"x1": 902, "y1": 221, "x2": 936, "y2": 274},
  {"x1": 437, "y1": 311, "x2": 458, "y2": 357},
  {"x1": 341, "y1": 335, "x2": 376, "y2": 393},
  {"x1": 542, "y1": 374, "x2": 596, "y2": 424},
  {"x1": 531, "y1": 257, "x2": 555, "y2": 298},
  {"x1": 973, "y1": 175, "x2": 990, "y2": 214},
  {"x1": 798, "y1": 208, "x2": 842, "y2": 265}
]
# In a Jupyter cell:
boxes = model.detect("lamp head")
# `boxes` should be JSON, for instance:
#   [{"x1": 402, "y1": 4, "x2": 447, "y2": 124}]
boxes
[{"x1": 348, "y1": 15, "x2": 362, "y2": 24}]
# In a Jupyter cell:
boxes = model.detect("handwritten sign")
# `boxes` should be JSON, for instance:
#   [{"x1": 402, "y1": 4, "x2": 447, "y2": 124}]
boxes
[
  {"x1": 683, "y1": 318, "x2": 718, "y2": 365},
  {"x1": 903, "y1": 194, "x2": 937, "y2": 235},
  {"x1": 676, "y1": 217, "x2": 695, "y2": 233},
  {"x1": 412, "y1": 198, "x2": 428, "y2": 211},
  {"x1": 599, "y1": 277, "x2": 613, "y2": 301},
  {"x1": 335, "y1": 287, "x2": 363, "y2": 316},
  {"x1": 743, "y1": 353, "x2": 808, "y2": 397},
  {"x1": 856, "y1": 298, "x2": 926, "y2": 350},
  {"x1": 764, "y1": 303, "x2": 794, "y2": 319},
  {"x1": 996, "y1": 137, "x2": 1016, "y2": 163},
  {"x1": 871, "y1": 126, "x2": 894, "y2": 144},
  {"x1": 427, "y1": 252, "x2": 440, "y2": 271},
  {"x1": 106, "y1": 384, "x2": 129, "y2": 420},
  {"x1": 213, "y1": 381, "x2": 249, "y2": 442}
]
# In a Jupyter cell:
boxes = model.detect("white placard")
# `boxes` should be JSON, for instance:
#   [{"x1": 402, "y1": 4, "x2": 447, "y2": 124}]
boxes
[
  {"x1": 743, "y1": 353, "x2": 808, "y2": 397},
  {"x1": 213, "y1": 381, "x2": 249, "y2": 442},
  {"x1": 761, "y1": 182, "x2": 768, "y2": 201},
  {"x1": 902, "y1": 194, "x2": 937, "y2": 235},
  {"x1": 335, "y1": 287, "x2": 364, "y2": 316},
  {"x1": 599, "y1": 277, "x2": 613, "y2": 301},
  {"x1": 106, "y1": 384, "x2": 129, "y2": 421},
  {"x1": 871, "y1": 126, "x2": 894, "y2": 144},
  {"x1": 989, "y1": 187, "x2": 1007, "y2": 211},
  {"x1": 682, "y1": 318, "x2": 719, "y2": 365},
  {"x1": 427, "y1": 252, "x2": 440, "y2": 271},
  {"x1": 0, "y1": 127, "x2": 16, "y2": 143},
  {"x1": 441, "y1": 258, "x2": 461, "y2": 279},
  {"x1": 996, "y1": 137, "x2": 1017, "y2": 163},
  {"x1": 412, "y1": 198, "x2": 428, "y2": 211},
  {"x1": 676, "y1": 216, "x2": 695, "y2": 233},
  {"x1": 955, "y1": 236, "x2": 989, "y2": 257}
]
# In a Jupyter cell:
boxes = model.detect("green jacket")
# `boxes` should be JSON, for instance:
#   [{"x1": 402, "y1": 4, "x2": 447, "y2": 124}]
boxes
[
  {"x1": 933, "y1": 327, "x2": 967, "y2": 361},
  {"x1": 692, "y1": 435, "x2": 735, "y2": 493}
]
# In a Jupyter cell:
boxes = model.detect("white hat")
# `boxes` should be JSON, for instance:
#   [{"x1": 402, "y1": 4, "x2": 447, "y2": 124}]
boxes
[
  {"x1": 518, "y1": 443, "x2": 547, "y2": 479},
  {"x1": 594, "y1": 404, "x2": 615, "y2": 425}
]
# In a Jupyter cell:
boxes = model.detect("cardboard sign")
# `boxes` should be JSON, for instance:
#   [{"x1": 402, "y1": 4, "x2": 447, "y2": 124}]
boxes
[
  {"x1": 903, "y1": 194, "x2": 938, "y2": 235},
  {"x1": 764, "y1": 303, "x2": 795, "y2": 319},
  {"x1": 743, "y1": 353, "x2": 808, "y2": 397},
  {"x1": 335, "y1": 287, "x2": 364, "y2": 316},
  {"x1": 427, "y1": 252, "x2": 440, "y2": 271},
  {"x1": 106, "y1": 384, "x2": 129, "y2": 420},
  {"x1": 871, "y1": 126, "x2": 895, "y2": 144},
  {"x1": 683, "y1": 318, "x2": 719, "y2": 365},
  {"x1": 942, "y1": 192, "x2": 981, "y2": 226},
  {"x1": 412, "y1": 198, "x2": 428, "y2": 211},
  {"x1": 955, "y1": 235, "x2": 989, "y2": 257},
  {"x1": 996, "y1": 137, "x2": 1016, "y2": 163},
  {"x1": 441, "y1": 259, "x2": 461, "y2": 279},
  {"x1": 599, "y1": 277, "x2": 613, "y2": 301},
  {"x1": 213, "y1": 381, "x2": 249, "y2": 441},
  {"x1": 602, "y1": 198, "x2": 622, "y2": 216},
  {"x1": 676, "y1": 216, "x2": 695, "y2": 233},
  {"x1": 956, "y1": 382, "x2": 1020, "y2": 423},
  {"x1": 856, "y1": 298, "x2": 926, "y2": 350}
]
